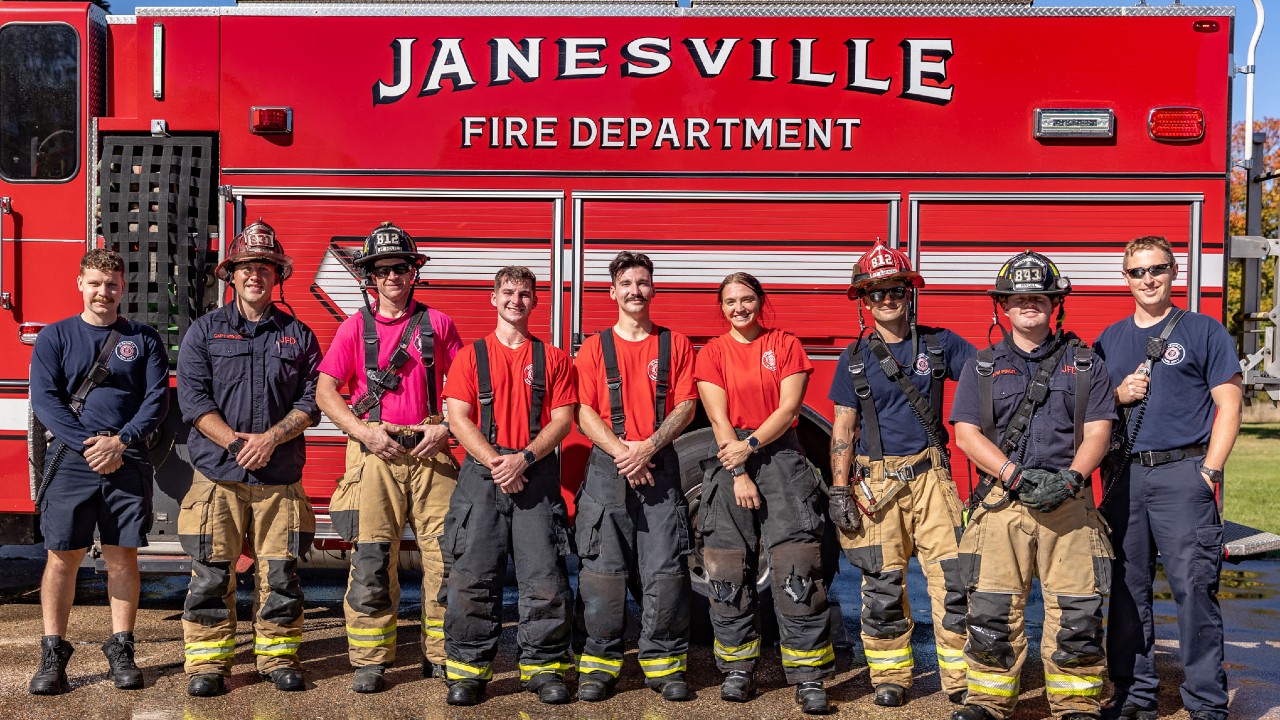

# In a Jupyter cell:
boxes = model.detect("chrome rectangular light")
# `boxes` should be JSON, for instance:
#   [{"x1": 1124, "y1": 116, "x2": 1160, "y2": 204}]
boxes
[{"x1": 1034, "y1": 108, "x2": 1115, "y2": 139}]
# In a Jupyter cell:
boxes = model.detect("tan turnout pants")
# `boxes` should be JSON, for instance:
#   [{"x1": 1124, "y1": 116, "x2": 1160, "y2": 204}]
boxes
[
  {"x1": 329, "y1": 420, "x2": 458, "y2": 667},
  {"x1": 178, "y1": 473, "x2": 316, "y2": 676},
  {"x1": 838, "y1": 447, "x2": 968, "y2": 694}
]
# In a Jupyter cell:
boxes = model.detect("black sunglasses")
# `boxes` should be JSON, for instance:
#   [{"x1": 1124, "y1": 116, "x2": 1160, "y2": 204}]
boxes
[
  {"x1": 372, "y1": 262, "x2": 414, "y2": 278},
  {"x1": 867, "y1": 286, "x2": 909, "y2": 303},
  {"x1": 1123, "y1": 263, "x2": 1172, "y2": 279}
]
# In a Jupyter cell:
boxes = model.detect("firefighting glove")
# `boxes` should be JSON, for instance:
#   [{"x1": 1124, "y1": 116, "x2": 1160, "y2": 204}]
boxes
[
  {"x1": 1010, "y1": 467, "x2": 1056, "y2": 509},
  {"x1": 828, "y1": 485, "x2": 860, "y2": 532},
  {"x1": 1020, "y1": 469, "x2": 1085, "y2": 513}
]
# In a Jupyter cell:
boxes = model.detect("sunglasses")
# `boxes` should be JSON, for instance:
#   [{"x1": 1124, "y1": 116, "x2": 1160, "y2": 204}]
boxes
[
  {"x1": 1123, "y1": 263, "x2": 1172, "y2": 279},
  {"x1": 372, "y1": 262, "x2": 414, "y2": 278},
  {"x1": 867, "y1": 286, "x2": 909, "y2": 303}
]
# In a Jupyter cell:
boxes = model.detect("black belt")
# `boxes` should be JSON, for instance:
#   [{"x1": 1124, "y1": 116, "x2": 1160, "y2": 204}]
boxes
[
  {"x1": 391, "y1": 432, "x2": 424, "y2": 449},
  {"x1": 1132, "y1": 443, "x2": 1207, "y2": 468},
  {"x1": 860, "y1": 455, "x2": 935, "y2": 482}
]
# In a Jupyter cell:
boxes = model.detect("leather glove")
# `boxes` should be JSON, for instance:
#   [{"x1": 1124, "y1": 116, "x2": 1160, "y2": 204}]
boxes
[
  {"x1": 1011, "y1": 468, "x2": 1056, "y2": 509},
  {"x1": 828, "y1": 484, "x2": 860, "y2": 532},
  {"x1": 1020, "y1": 469, "x2": 1085, "y2": 513}
]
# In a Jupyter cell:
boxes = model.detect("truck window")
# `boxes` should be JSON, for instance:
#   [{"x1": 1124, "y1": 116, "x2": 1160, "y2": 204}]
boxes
[{"x1": 0, "y1": 23, "x2": 79, "y2": 182}]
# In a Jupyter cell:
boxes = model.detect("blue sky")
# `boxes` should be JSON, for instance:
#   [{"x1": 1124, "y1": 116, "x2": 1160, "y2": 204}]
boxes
[{"x1": 110, "y1": 0, "x2": 1277, "y2": 122}]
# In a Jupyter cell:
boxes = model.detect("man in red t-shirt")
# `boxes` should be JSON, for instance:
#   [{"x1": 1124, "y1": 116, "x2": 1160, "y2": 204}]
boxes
[
  {"x1": 439, "y1": 266, "x2": 576, "y2": 707},
  {"x1": 571, "y1": 251, "x2": 698, "y2": 703},
  {"x1": 316, "y1": 223, "x2": 463, "y2": 693}
]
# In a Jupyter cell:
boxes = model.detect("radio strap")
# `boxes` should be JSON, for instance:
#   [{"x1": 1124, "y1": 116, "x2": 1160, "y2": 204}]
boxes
[{"x1": 351, "y1": 305, "x2": 427, "y2": 420}]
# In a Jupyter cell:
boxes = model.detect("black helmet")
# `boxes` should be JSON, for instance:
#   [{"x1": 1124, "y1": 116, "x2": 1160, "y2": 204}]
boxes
[
  {"x1": 988, "y1": 250, "x2": 1072, "y2": 297},
  {"x1": 352, "y1": 222, "x2": 428, "y2": 274}
]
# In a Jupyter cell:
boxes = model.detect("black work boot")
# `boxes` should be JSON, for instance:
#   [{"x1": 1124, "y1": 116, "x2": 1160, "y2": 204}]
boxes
[
  {"x1": 948, "y1": 690, "x2": 968, "y2": 705},
  {"x1": 874, "y1": 682, "x2": 906, "y2": 707},
  {"x1": 446, "y1": 679, "x2": 485, "y2": 706},
  {"x1": 526, "y1": 672, "x2": 570, "y2": 704},
  {"x1": 421, "y1": 660, "x2": 445, "y2": 679},
  {"x1": 578, "y1": 672, "x2": 613, "y2": 702},
  {"x1": 102, "y1": 632, "x2": 143, "y2": 689},
  {"x1": 351, "y1": 664, "x2": 386, "y2": 693},
  {"x1": 720, "y1": 670, "x2": 755, "y2": 702},
  {"x1": 952, "y1": 704, "x2": 1000, "y2": 720},
  {"x1": 29, "y1": 635, "x2": 74, "y2": 696},
  {"x1": 187, "y1": 673, "x2": 226, "y2": 697},
  {"x1": 1101, "y1": 695, "x2": 1158, "y2": 720},
  {"x1": 655, "y1": 672, "x2": 692, "y2": 702},
  {"x1": 267, "y1": 667, "x2": 305, "y2": 691},
  {"x1": 1061, "y1": 714, "x2": 1101, "y2": 720},
  {"x1": 795, "y1": 680, "x2": 831, "y2": 715}
]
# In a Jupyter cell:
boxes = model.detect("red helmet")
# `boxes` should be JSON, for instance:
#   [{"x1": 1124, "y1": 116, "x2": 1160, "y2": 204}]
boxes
[
  {"x1": 215, "y1": 220, "x2": 294, "y2": 281},
  {"x1": 848, "y1": 241, "x2": 925, "y2": 299}
]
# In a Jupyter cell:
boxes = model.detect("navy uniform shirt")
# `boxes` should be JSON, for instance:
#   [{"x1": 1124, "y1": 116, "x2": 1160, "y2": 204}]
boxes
[
  {"x1": 177, "y1": 303, "x2": 321, "y2": 484},
  {"x1": 1094, "y1": 308, "x2": 1238, "y2": 453},
  {"x1": 950, "y1": 337, "x2": 1116, "y2": 471},
  {"x1": 829, "y1": 327, "x2": 976, "y2": 456},
  {"x1": 30, "y1": 316, "x2": 169, "y2": 457}
]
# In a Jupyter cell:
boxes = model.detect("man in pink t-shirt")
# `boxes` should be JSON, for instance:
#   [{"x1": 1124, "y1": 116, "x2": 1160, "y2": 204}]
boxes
[{"x1": 316, "y1": 222, "x2": 463, "y2": 693}]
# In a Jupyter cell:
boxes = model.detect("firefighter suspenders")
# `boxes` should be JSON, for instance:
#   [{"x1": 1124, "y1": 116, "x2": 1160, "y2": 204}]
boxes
[
  {"x1": 845, "y1": 332, "x2": 946, "y2": 513},
  {"x1": 473, "y1": 338, "x2": 546, "y2": 447},
  {"x1": 970, "y1": 335, "x2": 1092, "y2": 509},
  {"x1": 598, "y1": 327, "x2": 672, "y2": 437},
  {"x1": 351, "y1": 304, "x2": 436, "y2": 421}
]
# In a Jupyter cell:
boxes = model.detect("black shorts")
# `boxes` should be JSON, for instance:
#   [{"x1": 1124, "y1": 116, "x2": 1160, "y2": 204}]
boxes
[{"x1": 38, "y1": 445, "x2": 153, "y2": 551}]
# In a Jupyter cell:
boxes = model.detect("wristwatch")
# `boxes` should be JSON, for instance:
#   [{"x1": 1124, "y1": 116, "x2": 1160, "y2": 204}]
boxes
[
  {"x1": 1198, "y1": 464, "x2": 1224, "y2": 484},
  {"x1": 118, "y1": 431, "x2": 136, "y2": 448},
  {"x1": 227, "y1": 438, "x2": 245, "y2": 456},
  {"x1": 520, "y1": 448, "x2": 537, "y2": 466},
  {"x1": 731, "y1": 466, "x2": 747, "y2": 478},
  {"x1": 746, "y1": 436, "x2": 761, "y2": 453}
]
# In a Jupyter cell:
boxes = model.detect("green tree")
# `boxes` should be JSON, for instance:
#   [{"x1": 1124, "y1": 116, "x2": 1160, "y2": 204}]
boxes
[{"x1": 1227, "y1": 117, "x2": 1279, "y2": 338}]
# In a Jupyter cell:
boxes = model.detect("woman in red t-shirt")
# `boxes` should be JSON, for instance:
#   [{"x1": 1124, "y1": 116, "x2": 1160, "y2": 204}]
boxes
[{"x1": 693, "y1": 272, "x2": 833, "y2": 714}]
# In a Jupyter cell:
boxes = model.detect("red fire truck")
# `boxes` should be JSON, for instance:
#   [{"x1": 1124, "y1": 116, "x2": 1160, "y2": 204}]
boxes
[{"x1": 0, "y1": 0, "x2": 1270, "y2": 570}]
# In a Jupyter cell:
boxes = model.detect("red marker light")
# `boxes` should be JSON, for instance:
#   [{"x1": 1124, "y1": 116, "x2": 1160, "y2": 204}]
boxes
[
  {"x1": 250, "y1": 106, "x2": 292, "y2": 135},
  {"x1": 1148, "y1": 107, "x2": 1204, "y2": 142},
  {"x1": 1193, "y1": 20, "x2": 1219, "y2": 32},
  {"x1": 19, "y1": 322, "x2": 46, "y2": 345}
]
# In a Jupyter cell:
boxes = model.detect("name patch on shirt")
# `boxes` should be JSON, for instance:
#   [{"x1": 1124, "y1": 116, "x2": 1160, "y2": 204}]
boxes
[
  {"x1": 213, "y1": 333, "x2": 244, "y2": 340},
  {"x1": 114, "y1": 340, "x2": 139, "y2": 362}
]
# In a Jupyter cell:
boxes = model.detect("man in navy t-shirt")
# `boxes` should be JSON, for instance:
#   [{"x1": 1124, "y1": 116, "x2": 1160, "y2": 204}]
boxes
[
  {"x1": 28, "y1": 249, "x2": 169, "y2": 696},
  {"x1": 827, "y1": 241, "x2": 975, "y2": 707},
  {"x1": 1094, "y1": 236, "x2": 1241, "y2": 720}
]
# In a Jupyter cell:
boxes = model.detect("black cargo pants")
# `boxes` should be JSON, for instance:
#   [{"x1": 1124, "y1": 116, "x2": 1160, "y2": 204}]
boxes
[
  {"x1": 441, "y1": 450, "x2": 573, "y2": 686},
  {"x1": 700, "y1": 429, "x2": 835, "y2": 685},
  {"x1": 573, "y1": 444, "x2": 692, "y2": 687}
]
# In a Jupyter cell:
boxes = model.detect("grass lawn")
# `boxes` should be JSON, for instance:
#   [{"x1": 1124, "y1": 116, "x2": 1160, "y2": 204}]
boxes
[{"x1": 1225, "y1": 422, "x2": 1280, "y2": 536}]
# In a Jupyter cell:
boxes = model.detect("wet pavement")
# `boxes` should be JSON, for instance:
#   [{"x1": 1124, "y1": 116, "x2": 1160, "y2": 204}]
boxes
[{"x1": 0, "y1": 544, "x2": 1276, "y2": 720}]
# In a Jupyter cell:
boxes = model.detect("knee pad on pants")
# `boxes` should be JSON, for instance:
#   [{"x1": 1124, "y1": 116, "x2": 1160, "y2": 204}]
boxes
[
  {"x1": 939, "y1": 556, "x2": 969, "y2": 636},
  {"x1": 967, "y1": 591, "x2": 1016, "y2": 671},
  {"x1": 703, "y1": 547, "x2": 750, "y2": 613},
  {"x1": 579, "y1": 570, "x2": 627, "y2": 640},
  {"x1": 860, "y1": 567, "x2": 909, "y2": 638},
  {"x1": 184, "y1": 561, "x2": 233, "y2": 627},
  {"x1": 770, "y1": 543, "x2": 827, "y2": 617},
  {"x1": 644, "y1": 572, "x2": 691, "y2": 640},
  {"x1": 347, "y1": 542, "x2": 393, "y2": 615},
  {"x1": 260, "y1": 558, "x2": 304, "y2": 625},
  {"x1": 1052, "y1": 594, "x2": 1105, "y2": 667}
]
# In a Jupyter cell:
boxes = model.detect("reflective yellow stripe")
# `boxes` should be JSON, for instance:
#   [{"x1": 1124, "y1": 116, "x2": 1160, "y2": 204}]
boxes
[
  {"x1": 421, "y1": 618, "x2": 444, "y2": 639},
  {"x1": 518, "y1": 661, "x2": 570, "y2": 682},
  {"x1": 345, "y1": 624, "x2": 396, "y2": 648},
  {"x1": 638, "y1": 654, "x2": 687, "y2": 679},
  {"x1": 1044, "y1": 673, "x2": 1103, "y2": 696},
  {"x1": 446, "y1": 659, "x2": 493, "y2": 681},
  {"x1": 184, "y1": 639, "x2": 235, "y2": 662},
  {"x1": 577, "y1": 654, "x2": 623, "y2": 678},
  {"x1": 713, "y1": 638, "x2": 761, "y2": 662},
  {"x1": 780, "y1": 643, "x2": 836, "y2": 668},
  {"x1": 254, "y1": 635, "x2": 301, "y2": 657},
  {"x1": 865, "y1": 647, "x2": 914, "y2": 670},
  {"x1": 969, "y1": 670, "x2": 1019, "y2": 698},
  {"x1": 937, "y1": 649, "x2": 968, "y2": 671}
]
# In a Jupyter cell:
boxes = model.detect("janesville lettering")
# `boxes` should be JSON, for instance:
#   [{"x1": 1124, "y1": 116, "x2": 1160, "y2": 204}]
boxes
[{"x1": 372, "y1": 35, "x2": 954, "y2": 106}]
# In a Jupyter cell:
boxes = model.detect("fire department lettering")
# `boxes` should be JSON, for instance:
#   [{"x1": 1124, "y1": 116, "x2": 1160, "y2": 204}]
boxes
[
  {"x1": 115, "y1": 340, "x2": 140, "y2": 362},
  {"x1": 373, "y1": 35, "x2": 954, "y2": 106}
]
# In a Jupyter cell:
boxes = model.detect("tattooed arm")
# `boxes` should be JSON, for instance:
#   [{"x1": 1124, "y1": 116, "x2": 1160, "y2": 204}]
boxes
[
  {"x1": 614, "y1": 399, "x2": 696, "y2": 484},
  {"x1": 830, "y1": 404, "x2": 859, "y2": 487},
  {"x1": 269, "y1": 409, "x2": 314, "y2": 445}
]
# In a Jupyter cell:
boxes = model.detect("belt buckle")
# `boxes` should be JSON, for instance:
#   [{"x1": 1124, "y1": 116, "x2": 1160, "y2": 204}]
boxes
[
  {"x1": 1138, "y1": 450, "x2": 1156, "y2": 467},
  {"x1": 888, "y1": 465, "x2": 914, "y2": 482}
]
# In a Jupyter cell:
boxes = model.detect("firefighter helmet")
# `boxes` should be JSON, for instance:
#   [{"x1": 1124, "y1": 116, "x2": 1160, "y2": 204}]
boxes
[
  {"x1": 353, "y1": 221, "x2": 428, "y2": 274},
  {"x1": 215, "y1": 220, "x2": 293, "y2": 281},
  {"x1": 989, "y1": 250, "x2": 1072, "y2": 297},
  {"x1": 848, "y1": 241, "x2": 925, "y2": 299}
]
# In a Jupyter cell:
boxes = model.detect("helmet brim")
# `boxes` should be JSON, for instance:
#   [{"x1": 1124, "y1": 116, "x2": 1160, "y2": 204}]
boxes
[
  {"x1": 987, "y1": 287, "x2": 1070, "y2": 298},
  {"x1": 848, "y1": 271, "x2": 925, "y2": 299},
  {"x1": 354, "y1": 251, "x2": 429, "y2": 269},
  {"x1": 215, "y1": 252, "x2": 294, "y2": 282}
]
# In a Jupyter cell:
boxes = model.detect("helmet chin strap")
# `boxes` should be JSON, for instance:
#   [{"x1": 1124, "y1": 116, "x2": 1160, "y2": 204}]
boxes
[
  {"x1": 361, "y1": 261, "x2": 422, "y2": 317},
  {"x1": 989, "y1": 296, "x2": 1067, "y2": 361}
]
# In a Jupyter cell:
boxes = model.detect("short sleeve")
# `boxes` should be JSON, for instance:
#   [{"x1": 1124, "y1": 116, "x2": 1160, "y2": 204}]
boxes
[
  {"x1": 828, "y1": 345, "x2": 858, "y2": 408},
  {"x1": 318, "y1": 314, "x2": 361, "y2": 386},
  {"x1": 1084, "y1": 354, "x2": 1118, "y2": 423},
  {"x1": 1203, "y1": 319, "x2": 1241, "y2": 389},
  {"x1": 694, "y1": 341, "x2": 726, "y2": 389},
  {"x1": 572, "y1": 336, "x2": 602, "y2": 410},
  {"x1": 777, "y1": 332, "x2": 814, "y2": 379},
  {"x1": 546, "y1": 347, "x2": 577, "y2": 410},
  {"x1": 443, "y1": 343, "x2": 479, "y2": 407},
  {"x1": 669, "y1": 333, "x2": 699, "y2": 405},
  {"x1": 948, "y1": 357, "x2": 982, "y2": 426},
  {"x1": 943, "y1": 330, "x2": 978, "y2": 381}
]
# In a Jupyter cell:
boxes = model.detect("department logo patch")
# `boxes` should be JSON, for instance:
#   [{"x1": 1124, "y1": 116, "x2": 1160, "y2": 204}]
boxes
[
  {"x1": 524, "y1": 363, "x2": 534, "y2": 385},
  {"x1": 914, "y1": 353, "x2": 930, "y2": 376},
  {"x1": 1162, "y1": 342, "x2": 1186, "y2": 366},
  {"x1": 761, "y1": 350, "x2": 778, "y2": 372},
  {"x1": 114, "y1": 340, "x2": 139, "y2": 362},
  {"x1": 647, "y1": 359, "x2": 659, "y2": 382}
]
